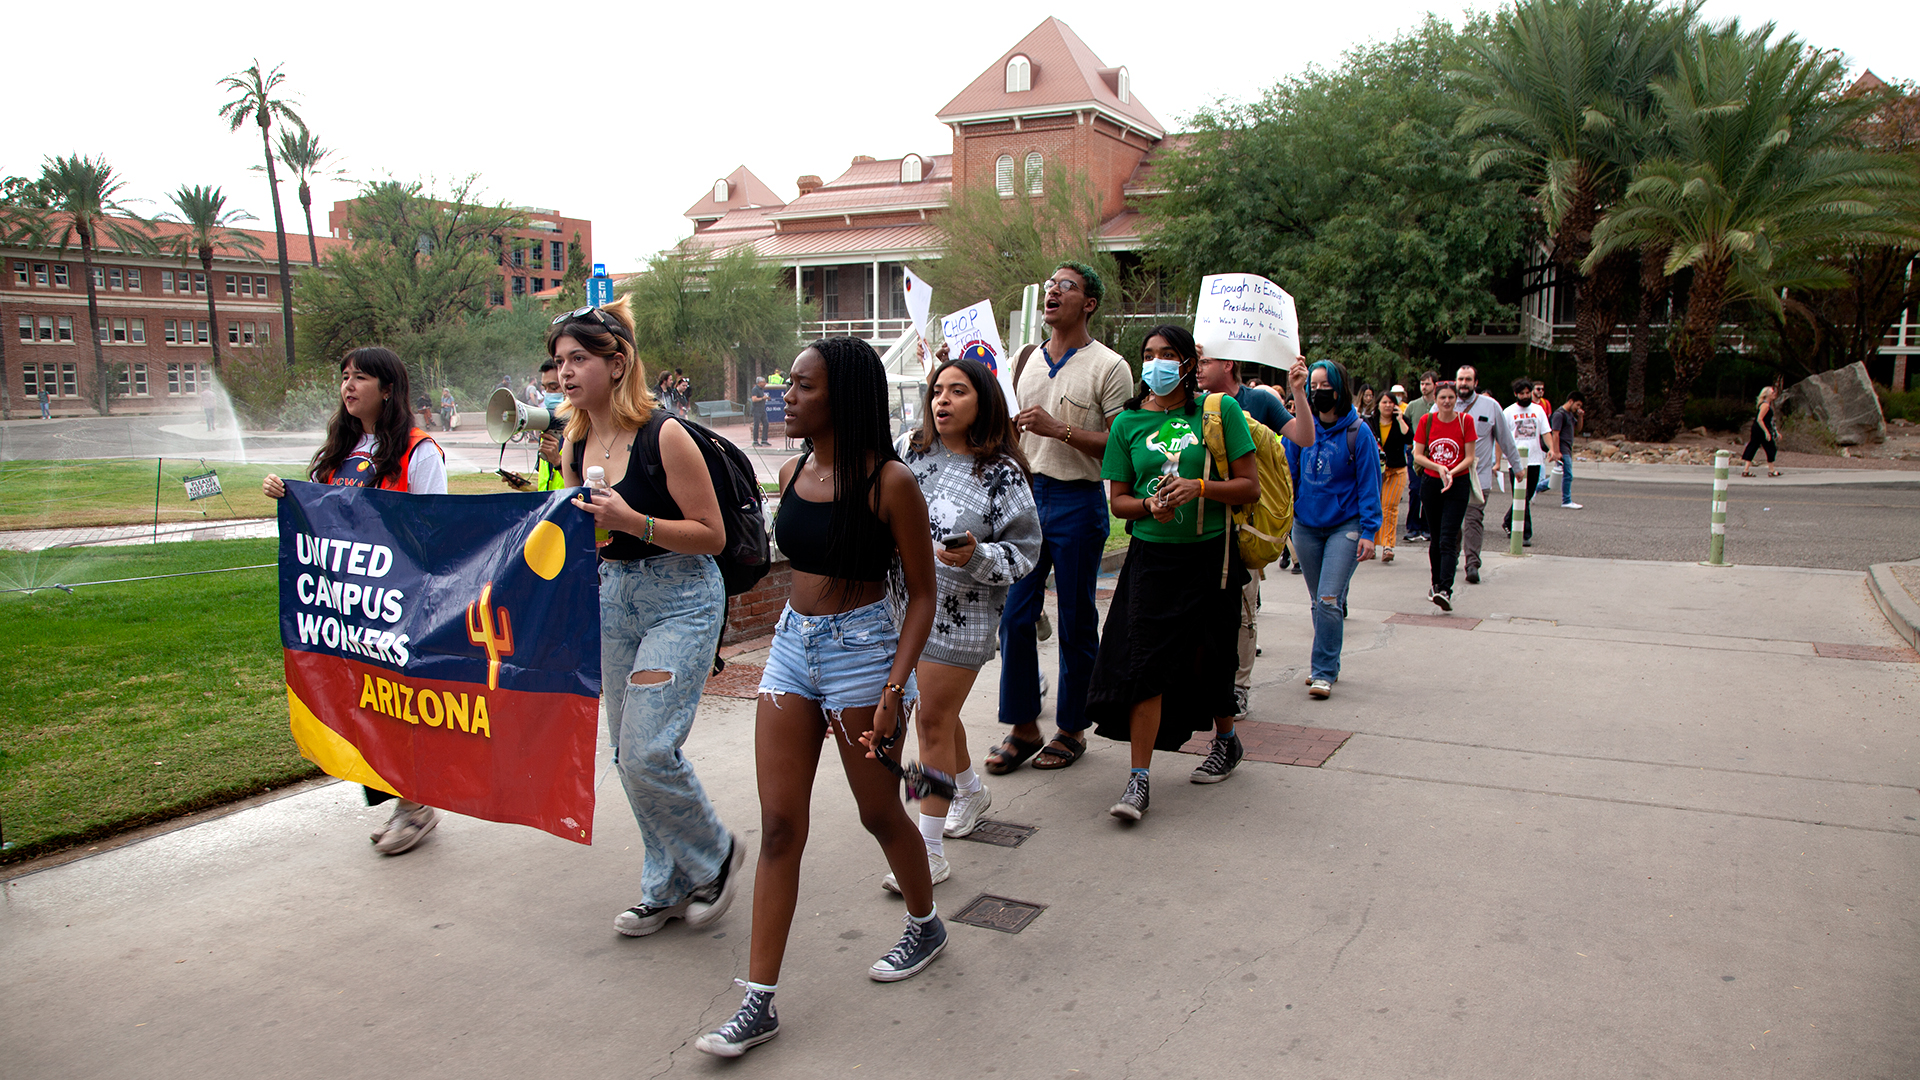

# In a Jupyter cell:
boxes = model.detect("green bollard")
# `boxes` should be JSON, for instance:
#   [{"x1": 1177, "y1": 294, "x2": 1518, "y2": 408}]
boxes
[{"x1": 1704, "y1": 449, "x2": 1731, "y2": 567}]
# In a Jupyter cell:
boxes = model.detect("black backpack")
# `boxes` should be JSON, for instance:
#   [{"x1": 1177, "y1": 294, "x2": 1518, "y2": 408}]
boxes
[{"x1": 632, "y1": 413, "x2": 772, "y2": 597}]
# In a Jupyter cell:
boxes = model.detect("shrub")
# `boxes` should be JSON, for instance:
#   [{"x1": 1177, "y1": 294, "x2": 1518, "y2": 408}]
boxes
[
  {"x1": 218, "y1": 350, "x2": 299, "y2": 429},
  {"x1": 276, "y1": 368, "x2": 343, "y2": 431},
  {"x1": 1776, "y1": 413, "x2": 1838, "y2": 455},
  {"x1": 1874, "y1": 384, "x2": 1920, "y2": 422},
  {"x1": 1683, "y1": 397, "x2": 1752, "y2": 433}
]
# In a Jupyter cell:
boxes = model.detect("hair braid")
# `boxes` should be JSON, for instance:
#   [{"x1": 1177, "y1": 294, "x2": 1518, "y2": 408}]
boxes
[{"x1": 808, "y1": 337, "x2": 900, "y2": 598}]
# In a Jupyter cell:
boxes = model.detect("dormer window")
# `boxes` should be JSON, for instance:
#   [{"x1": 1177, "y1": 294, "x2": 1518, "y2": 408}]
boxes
[
  {"x1": 713, "y1": 179, "x2": 730, "y2": 203},
  {"x1": 1005, "y1": 55, "x2": 1031, "y2": 93},
  {"x1": 1117, "y1": 66, "x2": 1130, "y2": 104},
  {"x1": 901, "y1": 155, "x2": 923, "y2": 184}
]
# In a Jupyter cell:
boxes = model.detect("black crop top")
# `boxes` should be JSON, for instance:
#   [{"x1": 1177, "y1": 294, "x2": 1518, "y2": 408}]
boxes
[
  {"x1": 775, "y1": 454, "x2": 893, "y2": 581},
  {"x1": 570, "y1": 414, "x2": 683, "y2": 561}
]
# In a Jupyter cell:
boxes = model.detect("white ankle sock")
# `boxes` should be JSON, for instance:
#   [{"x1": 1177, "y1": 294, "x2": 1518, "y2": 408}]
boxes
[
  {"x1": 918, "y1": 813, "x2": 946, "y2": 857},
  {"x1": 954, "y1": 767, "x2": 982, "y2": 794}
]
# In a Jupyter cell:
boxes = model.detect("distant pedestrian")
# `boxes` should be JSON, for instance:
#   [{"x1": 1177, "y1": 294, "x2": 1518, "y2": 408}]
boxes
[
  {"x1": 1413, "y1": 381, "x2": 1475, "y2": 611},
  {"x1": 1549, "y1": 391, "x2": 1585, "y2": 508},
  {"x1": 1401, "y1": 371, "x2": 1438, "y2": 541},
  {"x1": 1372, "y1": 391, "x2": 1411, "y2": 563},
  {"x1": 1283, "y1": 359, "x2": 1382, "y2": 700},
  {"x1": 1501, "y1": 378, "x2": 1551, "y2": 547},
  {"x1": 440, "y1": 387, "x2": 456, "y2": 431},
  {"x1": 39, "y1": 387, "x2": 51, "y2": 419},
  {"x1": 1451, "y1": 365, "x2": 1519, "y2": 585},
  {"x1": 1741, "y1": 386, "x2": 1781, "y2": 477},
  {"x1": 201, "y1": 386, "x2": 217, "y2": 430},
  {"x1": 749, "y1": 377, "x2": 770, "y2": 445}
]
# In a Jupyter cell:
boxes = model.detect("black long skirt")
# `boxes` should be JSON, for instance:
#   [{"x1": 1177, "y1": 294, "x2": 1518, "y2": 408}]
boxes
[{"x1": 1087, "y1": 532, "x2": 1248, "y2": 751}]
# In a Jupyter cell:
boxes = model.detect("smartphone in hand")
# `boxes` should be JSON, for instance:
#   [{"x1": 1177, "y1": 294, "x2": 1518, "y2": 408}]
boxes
[{"x1": 939, "y1": 533, "x2": 970, "y2": 549}]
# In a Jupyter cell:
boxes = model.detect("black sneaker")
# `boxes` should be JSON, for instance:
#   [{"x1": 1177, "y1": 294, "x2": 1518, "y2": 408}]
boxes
[
  {"x1": 686, "y1": 831, "x2": 745, "y2": 928},
  {"x1": 869, "y1": 914, "x2": 948, "y2": 982},
  {"x1": 1191, "y1": 734, "x2": 1244, "y2": 784},
  {"x1": 1465, "y1": 567, "x2": 1480, "y2": 585},
  {"x1": 1109, "y1": 773, "x2": 1150, "y2": 820},
  {"x1": 1431, "y1": 587, "x2": 1453, "y2": 612},
  {"x1": 695, "y1": 982, "x2": 779, "y2": 1057},
  {"x1": 614, "y1": 899, "x2": 689, "y2": 937}
]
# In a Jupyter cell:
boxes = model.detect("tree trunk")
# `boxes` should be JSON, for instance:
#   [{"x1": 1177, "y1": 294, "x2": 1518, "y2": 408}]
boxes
[
  {"x1": 82, "y1": 232, "x2": 110, "y2": 416},
  {"x1": 259, "y1": 115, "x2": 297, "y2": 366},
  {"x1": 299, "y1": 181, "x2": 319, "y2": 267},
  {"x1": 1552, "y1": 185, "x2": 1621, "y2": 432},
  {"x1": 1621, "y1": 245, "x2": 1669, "y2": 440},
  {"x1": 202, "y1": 246, "x2": 223, "y2": 375},
  {"x1": 1651, "y1": 260, "x2": 1730, "y2": 440}
]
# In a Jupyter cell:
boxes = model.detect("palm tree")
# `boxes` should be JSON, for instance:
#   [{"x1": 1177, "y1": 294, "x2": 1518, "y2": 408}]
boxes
[
  {"x1": 1456, "y1": 0, "x2": 1696, "y2": 432},
  {"x1": 28, "y1": 155, "x2": 153, "y2": 415},
  {"x1": 158, "y1": 186, "x2": 265, "y2": 375},
  {"x1": 219, "y1": 60, "x2": 303, "y2": 366},
  {"x1": 272, "y1": 124, "x2": 344, "y2": 267},
  {"x1": 1586, "y1": 21, "x2": 1919, "y2": 438}
]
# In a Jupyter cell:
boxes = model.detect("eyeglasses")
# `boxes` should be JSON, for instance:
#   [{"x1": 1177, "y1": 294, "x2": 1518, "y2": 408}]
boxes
[
  {"x1": 1042, "y1": 278, "x2": 1081, "y2": 293},
  {"x1": 550, "y1": 305, "x2": 634, "y2": 344}
]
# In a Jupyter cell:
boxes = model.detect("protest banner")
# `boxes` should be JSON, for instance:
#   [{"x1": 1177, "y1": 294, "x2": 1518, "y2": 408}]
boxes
[
  {"x1": 940, "y1": 299, "x2": 1017, "y2": 409},
  {"x1": 1193, "y1": 273, "x2": 1301, "y2": 371},
  {"x1": 902, "y1": 265, "x2": 933, "y2": 342},
  {"x1": 278, "y1": 484, "x2": 601, "y2": 844}
]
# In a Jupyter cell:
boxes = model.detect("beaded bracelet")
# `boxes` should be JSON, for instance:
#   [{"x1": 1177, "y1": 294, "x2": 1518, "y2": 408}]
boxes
[
  {"x1": 1060, "y1": 425, "x2": 1073, "y2": 445},
  {"x1": 642, "y1": 515, "x2": 656, "y2": 544},
  {"x1": 884, "y1": 682, "x2": 908, "y2": 697}
]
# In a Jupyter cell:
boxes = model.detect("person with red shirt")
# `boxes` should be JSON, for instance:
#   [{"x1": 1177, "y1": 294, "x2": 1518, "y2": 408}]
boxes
[{"x1": 1411, "y1": 381, "x2": 1476, "y2": 612}]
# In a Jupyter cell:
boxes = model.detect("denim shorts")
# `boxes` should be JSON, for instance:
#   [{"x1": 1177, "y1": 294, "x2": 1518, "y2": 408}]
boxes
[{"x1": 758, "y1": 599, "x2": 919, "y2": 732}]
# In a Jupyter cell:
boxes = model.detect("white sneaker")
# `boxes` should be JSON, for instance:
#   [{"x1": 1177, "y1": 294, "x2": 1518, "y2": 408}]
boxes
[
  {"x1": 373, "y1": 800, "x2": 438, "y2": 855},
  {"x1": 1308, "y1": 678, "x2": 1332, "y2": 699},
  {"x1": 1562, "y1": 502, "x2": 1583, "y2": 509},
  {"x1": 943, "y1": 785, "x2": 991, "y2": 837},
  {"x1": 883, "y1": 850, "x2": 950, "y2": 894}
]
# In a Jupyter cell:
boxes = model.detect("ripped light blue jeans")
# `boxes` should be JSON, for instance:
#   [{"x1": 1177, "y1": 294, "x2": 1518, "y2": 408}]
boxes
[
  {"x1": 599, "y1": 553, "x2": 730, "y2": 908},
  {"x1": 1291, "y1": 518, "x2": 1362, "y2": 682}
]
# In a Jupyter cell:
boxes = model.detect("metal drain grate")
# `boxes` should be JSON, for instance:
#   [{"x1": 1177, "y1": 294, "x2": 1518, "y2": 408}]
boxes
[
  {"x1": 952, "y1": 894, "x2": 1047, "y2": 934},
  {"x1": 954, "y1": 820, "x2": 1038, "y2": 848}
]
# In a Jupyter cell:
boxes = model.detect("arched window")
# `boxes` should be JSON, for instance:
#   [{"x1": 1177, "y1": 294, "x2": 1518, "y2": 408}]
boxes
[
  {"x1": 713, "y1": 179, "x2": 730, "y2": 202},
  {"x1": 1116, "y1": 66, "x2": 1130, "y2": 104},
  {"x1": 901, "y1": 155, "x2": 923, "y2": 183},
  {"x1": 1025, "y1": 152, "x2": 1044, "y2": 196},
  {"x1": 1005, "y1": 55, "x2": 1031, "y2": 93},
  {"x1": 995, "y1": 155, "x2": 1015, "y2": 197}
]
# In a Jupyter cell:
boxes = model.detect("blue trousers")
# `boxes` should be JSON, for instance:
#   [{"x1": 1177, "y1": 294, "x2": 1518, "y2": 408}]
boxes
[
  {"x1": 998, "y1": 476, "x2": 1107, "y2": 733},
  {"x1": 1291, "y1": 518, "x2": 1363, "y2": 682}
]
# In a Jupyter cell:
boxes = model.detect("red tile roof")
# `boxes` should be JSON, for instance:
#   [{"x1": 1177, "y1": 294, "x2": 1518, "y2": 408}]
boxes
[
  {"x1": 769, "y1": 156, "x2": 952, "y2": 223},
  {"x1": 24, "y1": 216, "x2": 352, "y2": 262},
  {"x1": 937, "y1": 18, "x2": 1163, "y2": 137},
  {"x1": 755, "y1": 224, "x2": 944, "y2": 261},
  {"x1": 684, "y1": 166, "x2": 788, "y2": 222}
]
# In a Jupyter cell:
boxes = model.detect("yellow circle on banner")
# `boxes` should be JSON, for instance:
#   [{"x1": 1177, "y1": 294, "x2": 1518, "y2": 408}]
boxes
[{"x1": 523, "y1": 520, "x2": 567, "y2": 580}]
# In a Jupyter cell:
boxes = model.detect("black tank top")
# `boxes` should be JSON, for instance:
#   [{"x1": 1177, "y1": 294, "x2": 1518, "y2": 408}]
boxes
[
  {"x1": 775, "y1": 453, "x2": 893, "y2": 581},
  {"x1": 570, "y1": 414, "x2": 682, "y2": 561}
]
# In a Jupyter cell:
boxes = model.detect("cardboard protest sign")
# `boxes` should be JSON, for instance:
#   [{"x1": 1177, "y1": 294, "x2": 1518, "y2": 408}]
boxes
[
  {"x1": 902, "y1": 265, "x2": 933, "y2": 342},
  {"x1": 278, "y1": 485, "x2": 601, "y2": 844},
  {"x1": 1193, "y1": 273, "x2": 1301, "y2": 370},
  {"x1": 940, "y1": 299, "x2": 1017, "y2": 409}
]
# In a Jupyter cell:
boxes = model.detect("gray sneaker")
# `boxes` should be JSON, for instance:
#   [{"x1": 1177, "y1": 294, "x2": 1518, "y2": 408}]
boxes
[
  {"x1": 1190, "y1": 733, "x2": 1244, "y2": 784},
  {"x1": 373, "y1": 801, "x2": 438, "y2": 855},
  {"x1": 869, "y1": 913, "x2": 948, "y2": 981},
  {"x1": 614, "y1": 899, "x2": 690, "y2": 937},
  {"x1": 1109, "y1": 772, "x2": 1150, "y2": 821},
  {"x1": 695, "y1": 981, "x2": 779, "y2": 1057}
]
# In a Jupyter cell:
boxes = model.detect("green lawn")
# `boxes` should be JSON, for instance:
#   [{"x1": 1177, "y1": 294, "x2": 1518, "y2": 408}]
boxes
[
  {"x1": 0, "y1": 539, "x2": 315, "y2": 861},
  {"x1": 0, "y1": 458, "x2": 519, "y2": 532}
]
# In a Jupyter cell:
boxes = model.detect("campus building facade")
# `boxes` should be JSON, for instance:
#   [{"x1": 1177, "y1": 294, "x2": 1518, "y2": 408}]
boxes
[{"x1": 327, "y1": 201, "x2": 594, "y2": 308}]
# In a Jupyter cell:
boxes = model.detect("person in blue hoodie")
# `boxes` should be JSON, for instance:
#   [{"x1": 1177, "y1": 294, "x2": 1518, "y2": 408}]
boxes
[{"x1": 1283, "y1": 359, "x2": 1383, "y2": 700}]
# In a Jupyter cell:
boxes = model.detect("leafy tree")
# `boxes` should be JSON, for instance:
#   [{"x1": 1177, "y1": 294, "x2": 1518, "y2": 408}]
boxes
[
  {"x1": 158, "y1": 186, "x2": 265, "y2": 373},
  {"x1": 1585, "y1": 21, "x2": 1919, "y2": 438},
  {"x1": 1146, "y1": 17, "x2": 1529, "y2": 384},
  {"x1": 625, "y1": 247, "x2": 810, "y2": 399},
  {"x1": 917, "y1": 160, "x2": 1119, "y2": 342},
  {"x1": 270, "y1": 124, "x2": 346, "y2": 268},
  {"x1": 25, "y1": 155, "x2": 154, "y2": 415},
  {"x1": 1457, "y1": 0, "x2": 1697, "y2": 430},
  {"x1": 295, "y1": 177, "x2": 525, "y2": 363},
  {"x1": 219, "y1": 60, "x2": 304, "y2": 365}
]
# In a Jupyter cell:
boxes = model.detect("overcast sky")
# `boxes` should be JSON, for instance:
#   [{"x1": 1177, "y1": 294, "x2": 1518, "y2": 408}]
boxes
[{"x1": 12, "y1": 0, "x2": 1914, "y2": 273}]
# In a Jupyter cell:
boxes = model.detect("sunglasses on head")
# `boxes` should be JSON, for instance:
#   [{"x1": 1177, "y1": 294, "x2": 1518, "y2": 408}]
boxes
[{"x1": 550, "y1": 306, "x2": 634, "y2": 343}]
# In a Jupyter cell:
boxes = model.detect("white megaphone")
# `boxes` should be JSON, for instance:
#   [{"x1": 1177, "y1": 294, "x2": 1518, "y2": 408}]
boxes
[{"x1": 486, "y1": 387, "x2": 558, "y2": 443}]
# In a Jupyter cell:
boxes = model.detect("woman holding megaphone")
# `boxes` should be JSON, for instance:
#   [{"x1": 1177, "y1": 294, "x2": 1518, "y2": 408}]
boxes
[{"x1": 551, "y1": 299, "x2": 747, "y2": 943}]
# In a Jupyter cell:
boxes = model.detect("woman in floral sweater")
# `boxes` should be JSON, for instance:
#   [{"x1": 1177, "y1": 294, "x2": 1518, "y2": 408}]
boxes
[{"x1": 887, "y1": 355, "x2": 1041, "y2": 892}]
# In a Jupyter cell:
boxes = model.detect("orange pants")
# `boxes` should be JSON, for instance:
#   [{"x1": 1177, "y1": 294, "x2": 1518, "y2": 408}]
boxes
[{"x1": 1375, "y1": 467, "x2": 1405, "y2": 549}]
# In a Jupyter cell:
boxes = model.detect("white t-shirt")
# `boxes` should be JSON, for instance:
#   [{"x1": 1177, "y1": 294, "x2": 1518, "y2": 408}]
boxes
[
  {"x1": 321, "y1": 432, "x2": 448, "y2": 494},
  {"x1": 1504, "y1": 402, "x2": 1551, "y2": 471}
]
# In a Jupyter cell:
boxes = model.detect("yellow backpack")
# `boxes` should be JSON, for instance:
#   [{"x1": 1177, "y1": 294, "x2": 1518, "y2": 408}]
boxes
[{"x1": 1200, "y1": 393, "x2": 1294, "y2": 572}]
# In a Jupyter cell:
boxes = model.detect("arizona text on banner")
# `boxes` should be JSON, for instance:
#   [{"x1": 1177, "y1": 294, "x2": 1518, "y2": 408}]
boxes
[{"x1": 278, "y1": 484, "x2": 602, "y2": 844}]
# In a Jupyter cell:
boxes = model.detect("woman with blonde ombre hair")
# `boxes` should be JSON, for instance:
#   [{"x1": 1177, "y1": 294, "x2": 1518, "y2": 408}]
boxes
[{"x1": 550, "y1": 298, "x2": 747, "y2": 941}]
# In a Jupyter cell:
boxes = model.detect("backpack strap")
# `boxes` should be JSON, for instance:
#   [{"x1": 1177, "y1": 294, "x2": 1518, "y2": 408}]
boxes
[{"x1": 1012, "y1": 343, "x2": 1040, "y2": 395}]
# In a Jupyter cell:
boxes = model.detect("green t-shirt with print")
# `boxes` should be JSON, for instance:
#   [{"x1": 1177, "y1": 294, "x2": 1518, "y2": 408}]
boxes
[{"x1": 1102, "y1": 393, "x2": 1256, "y2": 544}]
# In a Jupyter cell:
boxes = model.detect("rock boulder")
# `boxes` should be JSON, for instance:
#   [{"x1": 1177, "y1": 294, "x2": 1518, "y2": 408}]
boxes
[{"x1": 1779, "y1": 362, "x2": 1886, "y2": 446}]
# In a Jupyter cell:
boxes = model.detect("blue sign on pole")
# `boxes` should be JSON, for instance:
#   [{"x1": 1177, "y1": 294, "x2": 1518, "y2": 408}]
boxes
[
  {"x1": 593, "y1": 263, "x2": 607, "y2": 277},
  {"x1": 587, "y1": 276, "x2": 613, "y2": 307}
]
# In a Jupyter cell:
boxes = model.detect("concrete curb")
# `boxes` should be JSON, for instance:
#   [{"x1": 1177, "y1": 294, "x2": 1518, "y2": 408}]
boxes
[{"x1": 1866, "y1": 560, "x2": 1920, "y2": 651}]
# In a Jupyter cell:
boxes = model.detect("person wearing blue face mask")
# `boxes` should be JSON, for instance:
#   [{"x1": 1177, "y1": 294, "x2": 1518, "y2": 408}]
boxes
[
  {"x1": 1282, "y1": 359, "x2": 1383, "y2": 700},
  {"x1": 534, "y1": 359, "x2": 568, "y2": 491},
  {"x1": 1086, "y1": 325, "x2": 1260, "y2": 822}
]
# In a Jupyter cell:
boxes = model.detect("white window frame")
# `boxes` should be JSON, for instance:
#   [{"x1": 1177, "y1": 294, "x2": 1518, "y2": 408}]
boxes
[
  {"x1": 713, "y1": 178, "x2": 730, "y2": 202},
  {"x1": 126, "y1": 268, "x2": 140, "y2": 290},
  {"x1": 995, "y1": 155, "x2": 1015, "y2": 198},
  {"x1": 1026, "y1": 152, "x2": 1044, "y2": 196},
  {"x1": 129, "y1": 318, "x2": 145, "y2": 344},
  {"x1": 57, "y1": 316, "x2": 73, "y2": 342},
  {"x1": 1006, "y1": 55, "x2": 1031, "y2": 93},
  {"x1": 109, "y1": 267, "x2": 123, "y2": 290},
  {"x1": 226, "y1": 274, "x2": 237, "y2": 295},
  {"x1": 37, "y1": 315, "x2": 54, "y2": 342},
  {"x1": 53, "y1": 264, "x2": 69, "y2": 287}
]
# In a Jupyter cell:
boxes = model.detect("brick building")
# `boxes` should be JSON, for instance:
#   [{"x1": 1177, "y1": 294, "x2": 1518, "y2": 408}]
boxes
[
  {"x1": 2, "y1": 222, "x2": 346, "y2": 418},
  {"x1": 326, "y1": 201, "x2": 593, "y2": 308}
]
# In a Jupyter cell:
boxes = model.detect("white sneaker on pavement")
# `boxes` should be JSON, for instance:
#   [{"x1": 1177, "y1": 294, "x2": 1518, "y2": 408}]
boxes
[
  {"x1": 883, "y1": 850, "x2": 951, "y2": 894},
  {"x1": 943, "y1": 785, "x2": 991, "y2": 837}
]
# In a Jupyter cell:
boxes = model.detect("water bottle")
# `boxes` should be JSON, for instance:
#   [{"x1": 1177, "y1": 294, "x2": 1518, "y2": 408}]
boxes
[{"x1": 584, "y1": 466, "x2": 611, "y2": 548}]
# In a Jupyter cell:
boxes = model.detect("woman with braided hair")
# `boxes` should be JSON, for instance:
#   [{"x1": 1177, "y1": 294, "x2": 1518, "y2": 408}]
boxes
[{"x1": 696, "y1": 337, "x2": 940, "y2": 1058}]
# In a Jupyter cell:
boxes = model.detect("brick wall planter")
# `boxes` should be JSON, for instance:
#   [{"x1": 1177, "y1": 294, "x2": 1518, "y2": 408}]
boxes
[{"x1": 723, "y1": 560, "x2": 791, "y2": 646}]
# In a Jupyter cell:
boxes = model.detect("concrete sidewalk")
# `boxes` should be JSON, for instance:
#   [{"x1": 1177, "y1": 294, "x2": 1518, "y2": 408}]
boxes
[{"x1": 4, "y1": 553, "x2": 1918, "y2": 1079}]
